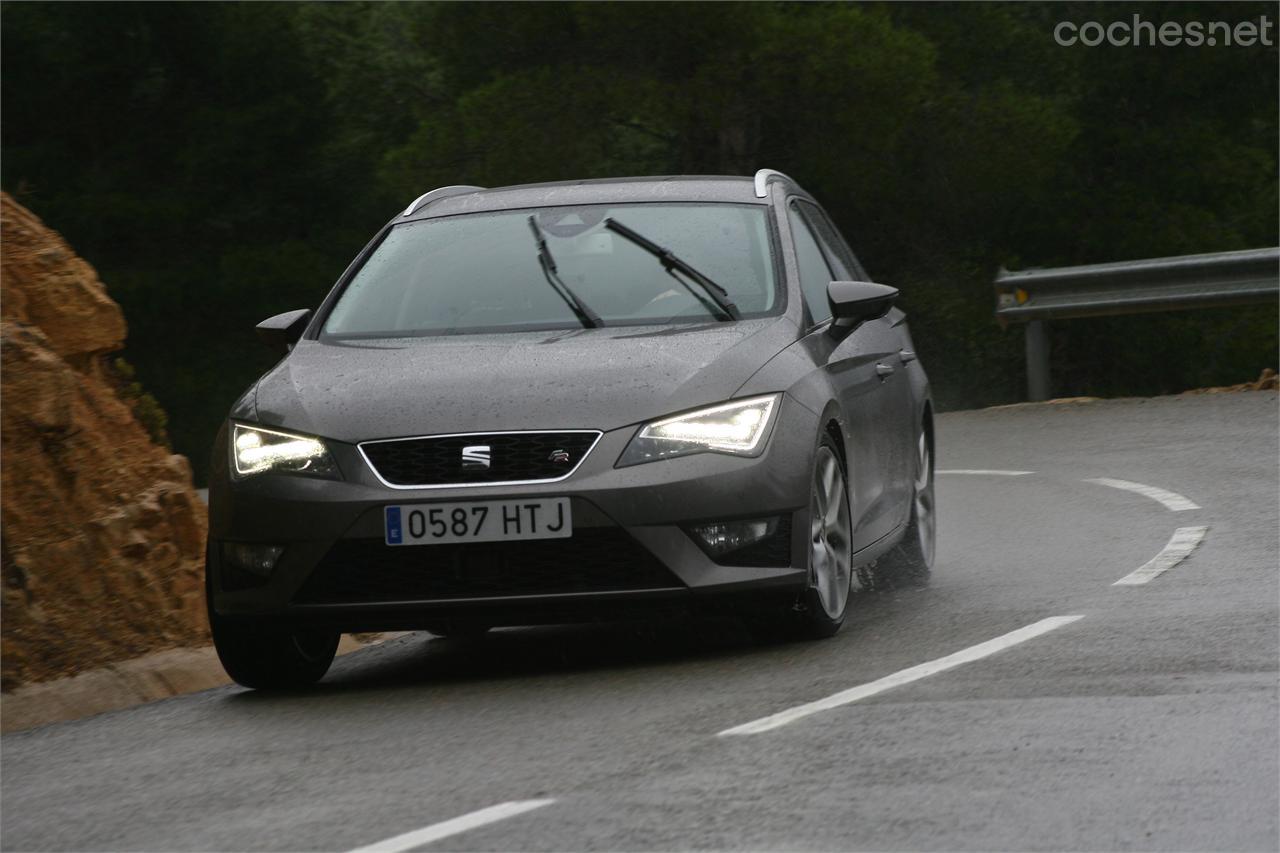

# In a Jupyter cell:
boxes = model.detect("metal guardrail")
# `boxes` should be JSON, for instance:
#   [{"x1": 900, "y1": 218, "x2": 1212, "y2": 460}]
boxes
[{"x1": 995, "y1": 247, "x2": 1280, "y2": 401}]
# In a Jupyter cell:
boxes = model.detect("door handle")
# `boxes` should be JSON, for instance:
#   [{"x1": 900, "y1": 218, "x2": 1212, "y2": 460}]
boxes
[
  {"x1": 899, "y1": 349, "x2": 917, "y2": 364},
  {"x1": 875, "y1": 362, "x2": 895, "y2": 379}
]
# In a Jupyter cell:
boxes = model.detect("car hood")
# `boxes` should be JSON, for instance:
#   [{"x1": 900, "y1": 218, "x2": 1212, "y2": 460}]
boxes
[{"x1": 250, "y1": 318, "x2": 800, "y2": 443}]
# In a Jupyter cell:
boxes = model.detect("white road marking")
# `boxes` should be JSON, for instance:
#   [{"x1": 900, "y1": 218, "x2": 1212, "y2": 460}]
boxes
[
  {"x1": 1113, "y1": 526, "x2": 1209, "y2": 586},
  {"x1": 936, "y1": 469, "x2": 1034, "y2": 476},
  {"x1": 1085, "y1": 477, "x2": 1200, "y2": 512},
  {"x1": 719, "y1": 615, "x2": 1084, "y2": 736},
  {"x1": 348, "y1": 800, "x2": 556, "y2": 853}
]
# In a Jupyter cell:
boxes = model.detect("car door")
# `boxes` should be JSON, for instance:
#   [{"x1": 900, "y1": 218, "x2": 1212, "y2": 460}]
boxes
[
  {"x1": 798, "y1": 201, "x2": 917, "y2": 526},
  {"x1": 786, "y1": 201, "x2": 901, "y2": 549}
]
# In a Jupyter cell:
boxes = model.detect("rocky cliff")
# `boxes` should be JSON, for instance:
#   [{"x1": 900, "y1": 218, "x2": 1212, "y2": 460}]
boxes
[{"x1": 1, "y1": 193, "x2": 208, "y2": 690}]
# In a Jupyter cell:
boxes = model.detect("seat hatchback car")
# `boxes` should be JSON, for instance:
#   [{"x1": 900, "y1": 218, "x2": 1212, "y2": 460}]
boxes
[{"x1": 207, "y1": 170, "x2": 935, "y2": 689}]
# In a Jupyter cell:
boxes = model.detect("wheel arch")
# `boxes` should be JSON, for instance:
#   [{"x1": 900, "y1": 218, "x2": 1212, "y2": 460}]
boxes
[{"x1": 814, "y1": 399, "x2": 850, "y2": 475}]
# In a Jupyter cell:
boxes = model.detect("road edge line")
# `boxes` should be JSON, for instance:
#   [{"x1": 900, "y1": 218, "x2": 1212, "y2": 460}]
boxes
[
  {"x1": 1084, "y1": 477, "x2": 1200, "y2": 512},
  {"x1": 1113, "y1": 526, "x2": 1209, "y2": 586},
  {"x1": 348, "y1": 799, "x2": 556, "y2": 853},
  {"x1": 718, "y1": 615, "x2": 1085, "y2": 736}
]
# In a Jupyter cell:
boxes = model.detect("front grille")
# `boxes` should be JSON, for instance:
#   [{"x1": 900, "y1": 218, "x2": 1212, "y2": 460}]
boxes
[
  {"x1": 293, "y1": 529, "x2": 684, "y2": 604},
  {"x1": 360, "y1": 431, "x2": 600, "y2": 487}
]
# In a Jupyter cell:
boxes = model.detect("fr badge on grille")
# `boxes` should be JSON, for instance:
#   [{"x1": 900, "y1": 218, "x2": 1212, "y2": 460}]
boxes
[{"x1": 548, "y1": 449, "x2": 571, "y2": 464}]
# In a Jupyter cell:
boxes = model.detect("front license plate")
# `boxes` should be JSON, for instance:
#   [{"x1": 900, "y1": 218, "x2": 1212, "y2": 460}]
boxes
[{"x1": 384, "y1": 498, "x2": 572, "y2": 546}]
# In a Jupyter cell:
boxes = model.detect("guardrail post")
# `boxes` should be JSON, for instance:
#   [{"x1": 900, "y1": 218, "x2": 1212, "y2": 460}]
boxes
[
  {"x1": 1025, "y1": 320, "x2": 1050, "y2": 401},
  {"x1": 995, "y1": 247, "x2": 1278, "y2": 401}
]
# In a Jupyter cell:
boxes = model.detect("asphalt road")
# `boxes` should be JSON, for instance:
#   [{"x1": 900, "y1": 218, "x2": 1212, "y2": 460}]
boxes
[{"x1": 4, "y1": 392, "x2": 1277, "y2": 852}]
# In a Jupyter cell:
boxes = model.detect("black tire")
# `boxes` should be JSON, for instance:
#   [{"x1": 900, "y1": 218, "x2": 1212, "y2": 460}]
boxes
[
  {"x1": 750, "y1": 432, "x2": 852, "y2": 641},
  {"x1": 206, "y1": 553, "x2": 338, "y2": 690},
  {"x1": 863, "y1": 420, "x2": 935, "y2": 590}
]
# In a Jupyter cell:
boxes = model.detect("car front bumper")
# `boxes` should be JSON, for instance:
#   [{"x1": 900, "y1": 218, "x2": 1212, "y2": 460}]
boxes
[{"x1": 207, "y1": 395, "x2": 819, "y2": 629}]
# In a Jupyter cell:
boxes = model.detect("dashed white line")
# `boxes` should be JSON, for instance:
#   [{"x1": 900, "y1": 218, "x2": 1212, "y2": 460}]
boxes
[
  {"x1": 937, "y1": 469, "x2": 1034, "y2": 476},
  {"x1": 348, "y1": 800, "x2": 556, "y2": 853},
  {"x1": 1085, "y1": 477, "x2": 1200, "y2": 512},
  {"x1": 718, "y1": 615, "x2": 1085, "y2": 736},
  {"x1": 1113, "y1": 526, "x2": 1209, "y2": 586}
]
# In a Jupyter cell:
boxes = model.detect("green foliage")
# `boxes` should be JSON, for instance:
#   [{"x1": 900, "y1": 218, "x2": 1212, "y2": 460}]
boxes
[
  {"x1": 110, "y1": 358, "x2": 171, "y2": 450},
  {"x1": 3, "y1": 1, "x2": 1275, "y2": 482}
]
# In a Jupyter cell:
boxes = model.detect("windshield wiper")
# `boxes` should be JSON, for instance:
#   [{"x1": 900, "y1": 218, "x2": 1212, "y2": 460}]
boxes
[
  {"x1": 527, "y1": 216, "x2": 604, "y2": 329},
  {"x1": 603, "y1": 218, "x2": 741, "y2": 322}
]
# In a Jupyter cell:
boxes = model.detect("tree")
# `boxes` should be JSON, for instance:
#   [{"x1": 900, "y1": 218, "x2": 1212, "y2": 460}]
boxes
[{"x1": 4, "y1": 2, "x2": 1274, "y2": 478}]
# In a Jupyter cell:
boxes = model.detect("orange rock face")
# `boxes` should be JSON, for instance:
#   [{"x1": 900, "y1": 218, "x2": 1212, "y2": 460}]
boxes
[{"x1": 1, "y1": 193, "x2": 209, "y2": 690}]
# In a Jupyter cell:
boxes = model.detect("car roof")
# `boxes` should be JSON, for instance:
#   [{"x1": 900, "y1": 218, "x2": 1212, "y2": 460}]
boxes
[{"x1": 401, "y1": 174, "x2": 813, "y2": 221}]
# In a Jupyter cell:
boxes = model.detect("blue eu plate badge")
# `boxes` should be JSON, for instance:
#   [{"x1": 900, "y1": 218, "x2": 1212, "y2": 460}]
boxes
[{"x1": 385, "y1": 506, "x2": 403, "y2": 545}]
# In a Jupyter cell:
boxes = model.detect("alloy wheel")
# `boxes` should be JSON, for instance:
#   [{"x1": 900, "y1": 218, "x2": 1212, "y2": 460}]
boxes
[
  {"x1": 809, "y1": 446, "x2": 853, "y2": 620},
  {"x1": 913, "y1": 430, "x2": 936, "y2": 566}
]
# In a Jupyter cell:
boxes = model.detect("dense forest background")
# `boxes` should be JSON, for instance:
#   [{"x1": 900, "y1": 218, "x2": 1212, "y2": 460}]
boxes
[{"x1": 3, "y1": 2, "x2": 1276, "y2": 482}]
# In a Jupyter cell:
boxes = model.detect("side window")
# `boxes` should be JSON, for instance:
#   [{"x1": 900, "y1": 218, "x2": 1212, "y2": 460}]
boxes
[
  {"x1": 796, "y1": 201, "x2": 869, "y2": 281},
  {"x1": 787, "y1": 204, "x2": 835, "y2": 324}
]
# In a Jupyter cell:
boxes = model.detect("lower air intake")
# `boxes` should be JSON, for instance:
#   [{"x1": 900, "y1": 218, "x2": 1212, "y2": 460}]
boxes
[{"x1": 293, "y1": 528, "x2": 684, "y2": 604}]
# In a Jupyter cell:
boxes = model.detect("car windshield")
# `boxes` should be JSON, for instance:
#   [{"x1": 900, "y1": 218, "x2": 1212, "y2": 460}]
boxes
[{"x1": 321, "y1": 203, "x2": 779, "y2": 338}]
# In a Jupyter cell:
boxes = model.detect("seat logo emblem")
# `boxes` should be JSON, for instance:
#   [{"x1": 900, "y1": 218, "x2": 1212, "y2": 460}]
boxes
[
  {"x1": 461, "y1": 445, "x2": 491, "y2": 469},
  {"x1": 548, "y1": 449, "x2": 571, "y2": 464}
]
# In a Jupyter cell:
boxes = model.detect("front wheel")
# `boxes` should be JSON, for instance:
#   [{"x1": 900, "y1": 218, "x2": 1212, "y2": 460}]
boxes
[
  {"x1": 206, "y1": 557, "x2": 338, "y2": 690},
  {"x1": 210, "y1": 613, "x2": 339, "y2": 690},
  {"x1": 797, "y1": 437, "x2": 855, "y2": 637},
  {"x1": 749, "y1": 434, "x2": 853, "y2": 640}
]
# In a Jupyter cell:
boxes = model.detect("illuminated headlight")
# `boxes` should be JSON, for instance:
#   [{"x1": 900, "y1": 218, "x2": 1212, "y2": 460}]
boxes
[
  {"x1": 231, "y1": 423, "x2": 338, "y2": 480},
  {"x1": 617, "y1": 394, "x2": 780, "y2": 466}
]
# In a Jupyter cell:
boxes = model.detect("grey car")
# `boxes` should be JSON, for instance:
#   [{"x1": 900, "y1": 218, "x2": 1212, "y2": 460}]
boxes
[{"x1": 206, "y1": 169, "x2": 935, "y2": 689}]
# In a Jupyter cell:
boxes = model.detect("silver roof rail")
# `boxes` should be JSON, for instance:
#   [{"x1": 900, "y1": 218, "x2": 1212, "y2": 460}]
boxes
[
  {"x1": 753, "y1": 168, "x2": 796, "y2": 199},
  {"x1": 401, "y1": 185, "x2": 486, "y2": 217}
]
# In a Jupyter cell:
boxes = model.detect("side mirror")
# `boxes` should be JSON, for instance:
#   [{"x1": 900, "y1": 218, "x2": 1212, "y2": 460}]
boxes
[
  {"x1": 827, "y1": 280, "x2": 898, "y2": 328},
  {"x1": 255, "y1": 309, "x2": 312, "y2": 352}
]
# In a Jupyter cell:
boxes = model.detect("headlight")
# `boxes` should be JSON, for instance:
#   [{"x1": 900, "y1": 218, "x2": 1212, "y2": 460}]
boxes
[
  {"x1": 617, "y1": 394, "x2": 781, "y2": 467},
  {"x1": 231, "y1": 423, "x2": 338, "y2": 480}
]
